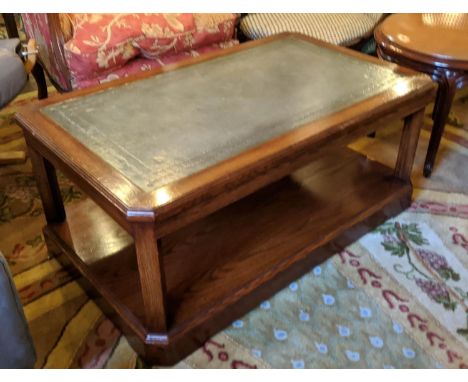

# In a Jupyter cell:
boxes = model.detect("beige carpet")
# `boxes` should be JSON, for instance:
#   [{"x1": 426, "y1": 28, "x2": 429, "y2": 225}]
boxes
[{"x1": 0, "y1": 87, "x2": 467, "y2": 368}]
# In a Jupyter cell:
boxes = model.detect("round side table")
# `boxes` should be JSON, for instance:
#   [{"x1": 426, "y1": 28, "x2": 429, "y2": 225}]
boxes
[{"x1": 374, "y1": 13, "x2": 468, "y2": 177}]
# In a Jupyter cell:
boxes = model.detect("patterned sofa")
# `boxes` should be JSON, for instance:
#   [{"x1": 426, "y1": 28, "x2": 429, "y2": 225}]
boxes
[
  {"x1": 20, "y1": 13, "x2": 385, "y2": 94},
  {"x1": 21, "y1": 13, "x2": 239, "y2": 92}
]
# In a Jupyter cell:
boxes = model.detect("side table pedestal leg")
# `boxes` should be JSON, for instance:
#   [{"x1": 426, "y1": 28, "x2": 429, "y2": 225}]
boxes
[{"x1": 424, "y1": 75, "x2": 457, "y2": 178}]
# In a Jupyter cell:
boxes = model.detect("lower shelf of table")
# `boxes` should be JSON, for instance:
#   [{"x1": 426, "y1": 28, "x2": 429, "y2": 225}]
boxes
[{"x1": 44, "y1": 148, "x2": 412, "y2": 364}]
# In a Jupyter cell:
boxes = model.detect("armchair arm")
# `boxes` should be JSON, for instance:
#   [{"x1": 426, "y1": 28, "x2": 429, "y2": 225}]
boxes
[
  {"x1": 22, "y1": 39, "x2": 37, "y2": 75},
  {"x1": 1, "y1": 14, "x2": 49, "y2": 100},
  {"x1": 21, "y1": 13, "x2": 73, "y2": 91}
]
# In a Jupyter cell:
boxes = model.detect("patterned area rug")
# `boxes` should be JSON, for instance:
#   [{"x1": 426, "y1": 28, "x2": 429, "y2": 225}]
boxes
[{"x1": 0, "y1": 87, "x2": 467, "y2": 369}]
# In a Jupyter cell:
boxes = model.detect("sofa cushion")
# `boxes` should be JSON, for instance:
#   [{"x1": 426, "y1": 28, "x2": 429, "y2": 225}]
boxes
[
  {"x1": 0, "y1": 252, "x2": 36, "y2": 368},
  {"x1": 240, "y1": 13, "x2": 383, "y2": 46},
  {"x1": 0, "y1": 38, "x2": 27, "y2": 108},
  {"x1": 73, "y1": 40, "x2": 239, "y2": 90},
  {"x1": 64, "y1": 14, "x2": 238, "y2": 86}
]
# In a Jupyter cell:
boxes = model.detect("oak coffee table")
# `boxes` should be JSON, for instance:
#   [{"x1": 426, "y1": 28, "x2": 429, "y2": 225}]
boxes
[{"x1": 16, "y1": 33, "x2": 435, "y2": 365}]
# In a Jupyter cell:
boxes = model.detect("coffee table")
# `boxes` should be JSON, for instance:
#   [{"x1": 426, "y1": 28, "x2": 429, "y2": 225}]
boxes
[
  {"x1": 375, "y1": 13, "x2": 468, "y2": 177},
  {"x1": 16, "y1": 33, "x2": 435, "y2": 365}
]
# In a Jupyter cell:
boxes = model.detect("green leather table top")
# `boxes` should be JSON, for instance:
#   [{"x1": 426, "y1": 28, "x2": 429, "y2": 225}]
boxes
[{"x1": 42, "y1": 36, "x2": 407, "y2": 192}]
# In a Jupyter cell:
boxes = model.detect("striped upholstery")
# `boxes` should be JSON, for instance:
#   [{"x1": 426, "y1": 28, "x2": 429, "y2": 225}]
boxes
[{"x1": 240, "y1": 14, "x2": 383, "y2": 46}]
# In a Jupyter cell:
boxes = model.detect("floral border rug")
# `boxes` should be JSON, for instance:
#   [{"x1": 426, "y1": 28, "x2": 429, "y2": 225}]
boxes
[{"x1": 0, "y1": 88, "x2": 467, "y2": 368}]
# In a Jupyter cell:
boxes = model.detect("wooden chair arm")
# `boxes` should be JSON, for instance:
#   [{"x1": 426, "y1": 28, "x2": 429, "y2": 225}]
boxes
[{"x1": 23, "y1": 38, "x2": 37, "y2": 74}]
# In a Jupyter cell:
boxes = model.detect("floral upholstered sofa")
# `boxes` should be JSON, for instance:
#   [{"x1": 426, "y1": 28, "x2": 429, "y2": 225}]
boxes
[{"x1": 21, "y1": 13, "x2": 239, "y2": 92}]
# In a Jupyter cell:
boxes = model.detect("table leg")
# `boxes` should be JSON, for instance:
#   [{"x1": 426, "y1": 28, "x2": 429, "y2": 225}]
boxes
[
  {"x1": 134, "y1": 223, "x2": 168, "y2": 332},
  {"x1": 394, "y1": 108, "x2": 425, "y2": 182},
  {"x1": 27, "y1": 145, "x2": 66, "y2": 224},
  {"x1": 423, "y1": 74, "x2": 458, "y2": 178}
]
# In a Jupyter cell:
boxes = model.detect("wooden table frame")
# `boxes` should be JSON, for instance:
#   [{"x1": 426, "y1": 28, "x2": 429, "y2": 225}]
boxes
[{"x1": 16, "y1": 33, "x2": 435, "y2": 365}]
